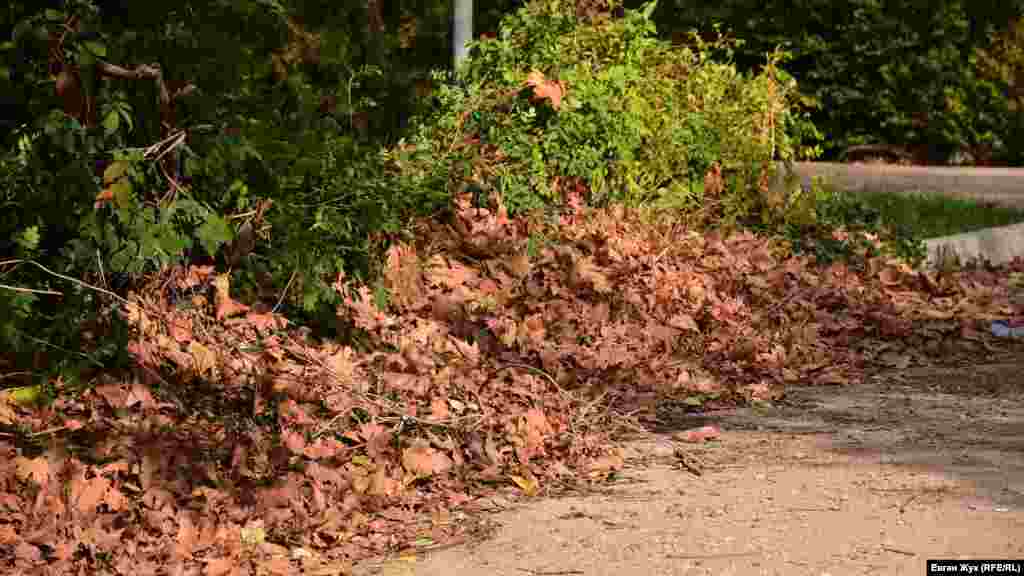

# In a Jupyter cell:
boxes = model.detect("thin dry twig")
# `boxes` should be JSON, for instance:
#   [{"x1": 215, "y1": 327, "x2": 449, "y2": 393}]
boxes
[
  {"x1": 3, "y1": 259, "x2": 130, "y2": 306},
  {"x1": 0, "y1": 283, "x2": 63, "y2": 296},
  {"x1": 272, "y1": 269, "x2": 298, "y2": 314},
  {"x1": 666, "y1": 551, "x2": 760, "y2": 560},
  {"x1": 881, "y1": 545, "x2": 917, "y2": 557}
]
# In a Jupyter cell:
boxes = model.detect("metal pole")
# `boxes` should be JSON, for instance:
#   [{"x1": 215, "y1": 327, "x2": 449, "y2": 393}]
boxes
[{"x1": 453, "y1": 0, "x2": 473, "y2": 68}]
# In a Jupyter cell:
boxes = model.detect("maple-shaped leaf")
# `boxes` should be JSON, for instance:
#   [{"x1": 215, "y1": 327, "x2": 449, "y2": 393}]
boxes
[
  {"x1": 168, "y1": 315, "x2": 194, "y2": 343},
  {"x1": 15, "y1": 456, "x2": 50, "y2": 487},
  {"x1": 71, "y1": 472, "x2": 111, "y2": 515},
  {"x1": 402, "y1": 439, "x2": 453, "y2": 478},
  {"x1": 343, "y1": 285, "x2": 394, "y2": 332},
  {"x1": 526, "y1": 70, "x2": 564, "y2": 110}
]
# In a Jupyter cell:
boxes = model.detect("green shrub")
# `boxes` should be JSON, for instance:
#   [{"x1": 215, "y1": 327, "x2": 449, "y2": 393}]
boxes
[
  {"x1": 393, "y1": 0, "x2": 816, "y2": 223},
  {"x1": 0, "y1": 0, "x2": 443, "y2": 381}
]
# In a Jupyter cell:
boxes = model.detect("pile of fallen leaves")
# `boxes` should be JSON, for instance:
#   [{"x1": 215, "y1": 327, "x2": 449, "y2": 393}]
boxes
[{"x1": 2, "y1": 191, "x2": 1022, "y2": 574}]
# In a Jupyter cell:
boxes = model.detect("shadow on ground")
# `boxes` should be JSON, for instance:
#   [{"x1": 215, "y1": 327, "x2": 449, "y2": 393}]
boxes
[{"x1": 703, "y1": 354, "x2": 1024, "y2": 509}]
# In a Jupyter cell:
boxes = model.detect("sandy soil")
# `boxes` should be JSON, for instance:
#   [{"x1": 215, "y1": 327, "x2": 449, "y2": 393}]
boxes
[{"x1": 356, "y1": 354, "x2": 1024, "y2": 576}]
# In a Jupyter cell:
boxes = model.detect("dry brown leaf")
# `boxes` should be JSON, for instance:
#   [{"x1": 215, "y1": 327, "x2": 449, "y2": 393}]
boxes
[
  {"x1": 526, "y1": 70, "x2": 564, "y2": 110},
  {"x1": 677, "y1": 425, "x2": 721, "y2": 443},
  {"x1": 188, "y1": 341, "x2": 218, "y2": 377},
  {"x1": 509, "y1": 473, "x2": 539, "y2": 496},
  {"x1": 72, "y1": 473, "x2": 110, "y2": 515},
  {"x1": 168, "y1": 315, "x2": 194, "y2": 343},
  {"x1": 95, "y1": 383, "x2": 130, "y2": 409},
  {"x1": 15, "y1": 456, "x2": 50, "y2": 487},
  {"x1": 204, "y1": 556, "x2": 236, "y2": 576},
  {"x1": 176, "y1": 514, "x2": 198, "y2": 559},
  {"x1": 402, "y1": 439, "x2": 453, "y2": 478}
]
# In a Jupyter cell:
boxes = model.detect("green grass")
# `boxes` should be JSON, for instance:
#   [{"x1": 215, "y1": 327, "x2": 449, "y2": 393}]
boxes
[
  {"x1": 856, "y1": 191, "x2": 1024, "y2": 239},
  {"x1": 780, "y1": 187, "x2": 1024, "y2": 267}
]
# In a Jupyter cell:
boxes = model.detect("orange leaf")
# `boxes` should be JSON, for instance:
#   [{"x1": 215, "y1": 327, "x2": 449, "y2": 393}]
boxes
[
  {"x1": 677, "y1": 425, "x2": 721, "y2": 443},
  {"x1": 509, "y1": 473, "x2": 539, "y2": 496},
  {"x1": 402, "y1": 439, "x2": 453, "y2": 478},
  {"x1": 526, "y1": 70, "x2": 564, "y2": 110},
  {"x1": 15, "y1": 456, "x2": 50, "y2": 487},
  {"x1": 73, "y1": 474, "x2": 110, "y2": 514},
  {"x1": 176, "y1": 514, "x2": 197, "y2": 559},
  {"x1": 204, "y1": 557, "x2": 236, "y2": 576},
  {"x1": 94, "y1": 188, "x2": 115, "y2": 209}
]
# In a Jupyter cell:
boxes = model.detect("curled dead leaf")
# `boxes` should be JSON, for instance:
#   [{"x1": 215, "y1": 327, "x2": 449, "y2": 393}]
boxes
[
  {"x1": 676, "y1": 425, "x2": 721, "y2": 443},
  {"x1": 402, "y1": 439, "x2": 453, "y2": 478}
]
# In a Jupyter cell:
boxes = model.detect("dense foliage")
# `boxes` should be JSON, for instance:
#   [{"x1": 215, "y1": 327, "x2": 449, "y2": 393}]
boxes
[
  {"x1": 394, "y1": 0, "x2": 818, "y2": 224},
  {"x1": 642, "y1": 0, "x2": 1024, "y2": 165},
  {"x1": 0, "y1": 0, "x2": 456, "y2": 382}
]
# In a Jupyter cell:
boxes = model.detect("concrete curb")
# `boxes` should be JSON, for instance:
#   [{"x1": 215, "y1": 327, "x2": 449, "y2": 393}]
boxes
[
  {"x1": 789, "y1": 161, "x2": 1024, "y2": 208},
  {"x1": 770, "y1": 162, "x2": 1024, "y2": 269},
  {"x1": 924, "y1": 222, "x2": 1024, "y2": 268}
]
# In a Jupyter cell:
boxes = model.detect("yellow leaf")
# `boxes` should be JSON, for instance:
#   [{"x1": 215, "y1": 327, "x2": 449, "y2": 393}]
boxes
[
  {"x1": 111, "y1": 179, "x2": 133, "y2": 208},
  {"x1": 4, "y1": 385, "x2": 43, "y2": 406},
  {"x1": 188, "y1": 341, "x2": 217, "y2": 376},
  {"x1": 240, "y1": 526, "x2": 266, "y2": 545},
  {"x1": 103, "y1": 161, "x2": 129, "y2": 185},
  {"x1": 509, "y1": 474, "x2": 539, "y2": 496}
]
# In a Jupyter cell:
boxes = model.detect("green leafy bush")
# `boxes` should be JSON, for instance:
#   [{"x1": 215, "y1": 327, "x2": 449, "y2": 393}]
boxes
[
  {"x1": 0, "y1": 0, "x2": 452, "y2": 381},
  {"x1": 394, "y1": 0, "x2": 816, "y2": 223}
]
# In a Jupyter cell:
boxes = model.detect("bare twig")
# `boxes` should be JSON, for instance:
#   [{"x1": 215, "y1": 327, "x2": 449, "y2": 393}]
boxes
[
  {"x1": 881, "y1": 545, "x2": 916, "y2": 556},
  {"x1": 495, "y1": 362, "x2": 568, "y2": 397},
  {"x1": 4, "y1": 260, "x2": 130, "y2": 306},
  {"x1": 666, "y1": 551, "x2": 760, "y2": 560},
  {"x1": 0, "y1": 283, "x2": 63, "y2": 296},
  {"x1": 272, "y1": 269, "x2": 298, "y2": 314}
]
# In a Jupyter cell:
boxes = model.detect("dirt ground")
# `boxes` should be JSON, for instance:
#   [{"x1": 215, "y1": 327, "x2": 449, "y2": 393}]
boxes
[{"x1": 355, "y1": 352, "x2": 1024, "y2": 576}]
